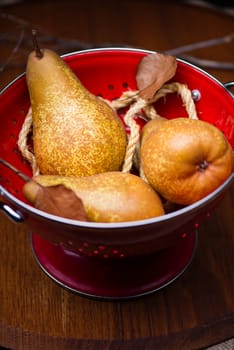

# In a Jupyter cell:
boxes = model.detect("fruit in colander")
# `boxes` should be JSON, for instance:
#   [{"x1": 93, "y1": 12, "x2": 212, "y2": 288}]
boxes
[
  {"x1": 140, "y1": 117, "x2": 234, "y2": 205},
  {"x1": 23, "y1": 171, "x2": 165, "y2": 223},
  {"x1": 26, "y1": 37, "x2": 127, "y2": 177},
  {"x1": 0, "y1": 47, "x2": 233, "y2": 298}
]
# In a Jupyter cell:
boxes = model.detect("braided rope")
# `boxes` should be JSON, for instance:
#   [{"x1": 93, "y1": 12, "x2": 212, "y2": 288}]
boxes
[
  {"x1": 17, "y1": 82, "x2": 198, "y2": 176},
  {"x1": 17, "y1": 107, "x2": 40, "y2": 175},
  {"x1": 121, "y1": 97, "x2": 146, "y2": 173},
  {"x1": 147, "y1": 82, "x2": 198, "y2": 120}
]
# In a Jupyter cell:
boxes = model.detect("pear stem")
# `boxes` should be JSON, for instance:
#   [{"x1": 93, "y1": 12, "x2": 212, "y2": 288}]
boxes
[
  {"x1": 31, "y1": 29, "x2": 43, "y2": 59},
  {"x1": 0, "y1": 158, "x2": 31, "y2": 182}
]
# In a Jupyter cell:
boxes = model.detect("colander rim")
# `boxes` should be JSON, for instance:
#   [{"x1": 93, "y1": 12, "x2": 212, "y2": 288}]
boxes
[{"x1": 0, "y1": 174, "x2": 233, "y2": 229}]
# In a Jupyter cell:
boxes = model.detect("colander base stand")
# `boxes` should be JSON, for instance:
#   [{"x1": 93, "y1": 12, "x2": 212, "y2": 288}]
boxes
[{"x1": 31, "y1": 231, "x2": 197, "y2": 300}]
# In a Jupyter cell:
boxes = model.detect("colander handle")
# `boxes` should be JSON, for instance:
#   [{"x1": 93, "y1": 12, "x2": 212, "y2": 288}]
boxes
[
  {"x1": 223, "y1": 81, "x2": 234, "y2": 97},
  {"x1": 0, "y1": 202, "x2": 24, "y2": 223}
]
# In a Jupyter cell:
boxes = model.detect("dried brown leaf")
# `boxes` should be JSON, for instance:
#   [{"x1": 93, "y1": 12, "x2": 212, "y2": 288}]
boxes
[
  {"x1": 0, "y1": 158, "x2": 87, "y2": 221},
  {"x1": 35, "y1": 184, "x2": 88, "y2": 221},
  {"x1": 136, "y1": 52, "x2": 177, "y2": 100}
]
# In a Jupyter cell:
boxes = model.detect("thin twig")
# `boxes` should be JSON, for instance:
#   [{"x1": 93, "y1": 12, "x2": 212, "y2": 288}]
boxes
[
  {"x1": 0, "y1": 12, "x2": 30, "y2": 27},
  {"x1": 166, "y1": 33, "x2": 234, "y2": 55},
  {"x1": 180, "y1": 55, "x2": 234, "y2": 70},
  {"x1": 0, "y1": 28, "x2": 25, "y2": 72},
  {"x1": 0, "y1": 62, "x2": 25, "y2": 68},
  {"x1": 0, "y1": 158, "x2": 31, "y2": 182}
]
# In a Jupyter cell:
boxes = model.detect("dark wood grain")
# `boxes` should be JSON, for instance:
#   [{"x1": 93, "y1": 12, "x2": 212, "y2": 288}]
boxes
[{"x1": 0, "y1": 1, "x2": 234, "y2": 349}]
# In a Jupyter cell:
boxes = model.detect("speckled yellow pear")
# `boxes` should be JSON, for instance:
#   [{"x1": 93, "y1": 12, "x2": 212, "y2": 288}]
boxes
[
  {"x1": 23, "y1": 172, "x2": 165, "y2": 223},
  {"x1": 26, "y1": 39, "x2": 127, "y2": 177}
]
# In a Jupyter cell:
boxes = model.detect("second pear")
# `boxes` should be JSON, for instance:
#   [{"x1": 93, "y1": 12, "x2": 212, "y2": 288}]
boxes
[{"x1": 23, "y1": 172, "x2": 165, "y2": 223}]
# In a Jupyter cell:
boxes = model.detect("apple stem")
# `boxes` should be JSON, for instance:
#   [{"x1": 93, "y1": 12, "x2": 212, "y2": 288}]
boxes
[{"x1": 32, "y1": 29, "x2": 43, "y2": 59}]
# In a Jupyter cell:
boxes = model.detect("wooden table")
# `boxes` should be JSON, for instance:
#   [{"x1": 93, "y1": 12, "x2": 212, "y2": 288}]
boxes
[{"x1": 0, "y1": 1, "x2": 234, "y2": 349}]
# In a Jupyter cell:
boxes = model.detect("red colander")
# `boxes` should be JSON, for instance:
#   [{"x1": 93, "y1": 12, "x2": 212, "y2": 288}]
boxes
[{"x1": 0, "y1": 48, "x2": 233, "y2": 300}]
